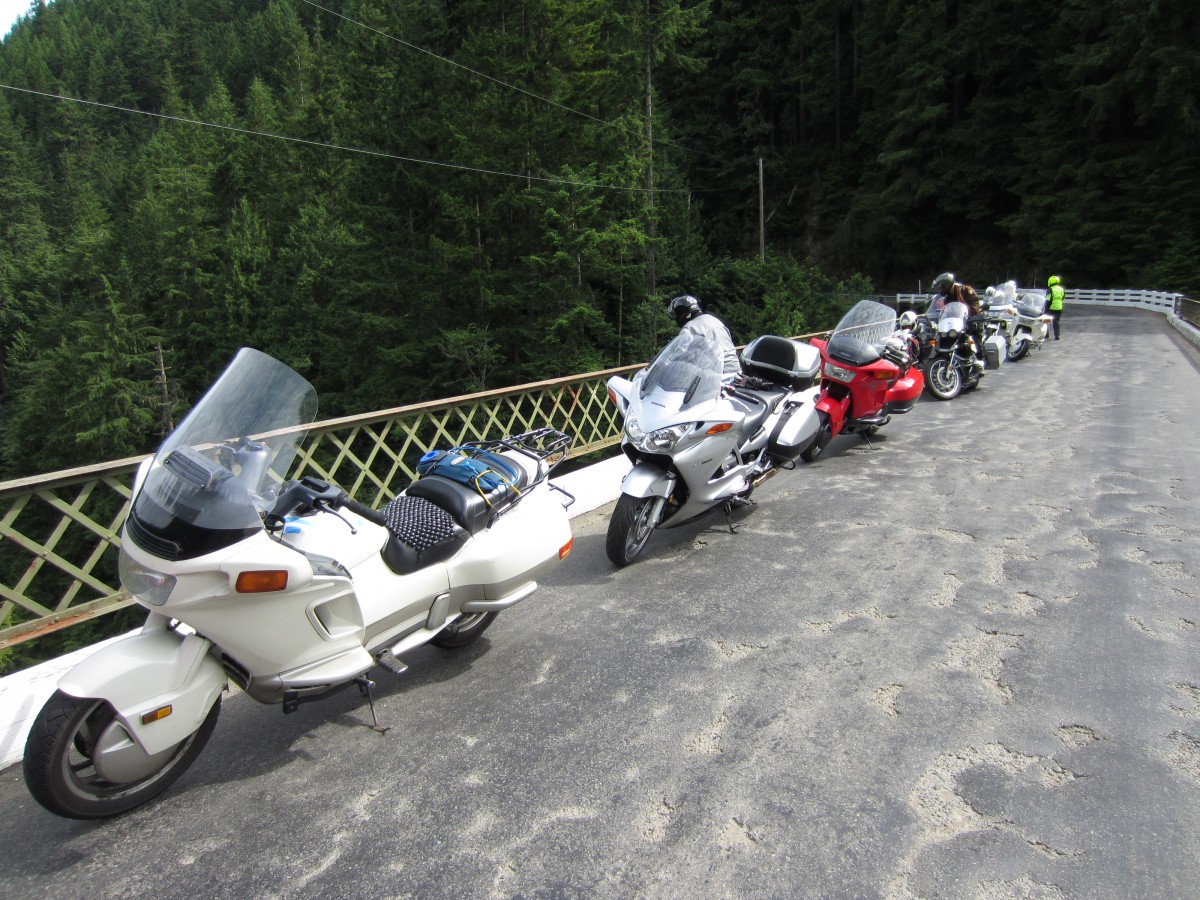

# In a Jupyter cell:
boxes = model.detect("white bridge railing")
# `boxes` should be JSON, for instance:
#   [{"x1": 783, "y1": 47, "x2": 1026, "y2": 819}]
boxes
[{"x1": 898, "y1": 287, "x2": 1184, "y2": 314}]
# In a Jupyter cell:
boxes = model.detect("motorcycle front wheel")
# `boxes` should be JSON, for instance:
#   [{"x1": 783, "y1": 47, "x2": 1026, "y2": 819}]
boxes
[
  {"x1": 1007, "y1": 336, "x2": 1030, "y2": 361},
  {"x1": 606, "y1": 493, "x2": 658, "y2": 566},
  {"x1": 23, "y1": 690, "x2": 221, "y2": 819},
  {"x1": 926, "y1": 358, "x2": 962, "y2": 400}
]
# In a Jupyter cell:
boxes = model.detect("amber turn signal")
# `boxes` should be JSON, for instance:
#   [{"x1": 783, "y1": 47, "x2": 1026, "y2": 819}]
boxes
[
  {"x1": 141, "y1": 705, "x2": 173, "y2": 725},
  {"x1": 235, "y1": 570, "x2": 289, "y2": 593},
  {"x1": 706, "y1": 423, "x2": 734, "y2": 435},
  {"x1": 559, "y1": 538, "x2": 574, "y2": 560}
]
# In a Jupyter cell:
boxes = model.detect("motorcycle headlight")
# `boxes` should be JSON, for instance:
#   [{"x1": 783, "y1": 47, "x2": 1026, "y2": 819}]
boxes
[
  {"x1": 823, "y1": 361, "x2": 855, "y2": 383},
  {"x1": 944, "y1": 329, "x2": 960, "y2": 339},
  {"x1": 636, "y1": 424, "x2": 691, "y2": 453},
  {"x1": 119, "y1": 546, "x2": 177, "y2": 606}
]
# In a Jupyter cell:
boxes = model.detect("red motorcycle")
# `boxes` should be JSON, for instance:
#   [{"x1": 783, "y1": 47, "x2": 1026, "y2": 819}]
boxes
[{"x1": 803, "y1": 300, "x2": 924, "y2": 461}]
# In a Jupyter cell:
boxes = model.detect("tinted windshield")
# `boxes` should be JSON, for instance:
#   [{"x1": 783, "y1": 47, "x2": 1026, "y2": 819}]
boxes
[
  {"x1": 637, "y1": 328, "x2": 724, "y2": 412},
  {"x1": 827, "y1": 300, "x2": 897, "y2": 366},
  {"x1": 127, "y1": 348, "x2": 318, "y2": 559}
]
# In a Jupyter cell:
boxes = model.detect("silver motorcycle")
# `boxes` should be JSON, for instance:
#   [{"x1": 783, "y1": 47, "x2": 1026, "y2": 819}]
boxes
[{"x1": 604, "y1": 330, "x2": 821, "y2": 566}]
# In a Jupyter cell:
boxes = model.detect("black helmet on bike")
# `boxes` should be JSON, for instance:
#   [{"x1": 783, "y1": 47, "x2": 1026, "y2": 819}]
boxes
[
  {"x1": 931, "y1": 272, "x2": 955, "y2": 295},
  {"x1": 668, "y1": 294, "x2": 703, "y2": 327}
]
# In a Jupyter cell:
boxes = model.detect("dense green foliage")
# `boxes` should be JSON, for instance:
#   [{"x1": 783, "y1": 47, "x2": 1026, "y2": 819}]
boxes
[{"x1": 0, "y1": 0, "x2": 1196, "y2": 479}]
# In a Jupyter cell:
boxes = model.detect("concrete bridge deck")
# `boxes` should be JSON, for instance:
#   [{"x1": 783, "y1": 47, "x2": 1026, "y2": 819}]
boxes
[{"x1": 1, "y1": 306, "x2": 1198, "y2": 899}]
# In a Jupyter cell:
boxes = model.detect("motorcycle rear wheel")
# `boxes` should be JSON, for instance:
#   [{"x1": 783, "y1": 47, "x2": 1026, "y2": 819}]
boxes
[
  {"x1": 23, "y1": 690, "x2": 220, "y2": 819},
  {"x1": 926, "y1": 359, "x2": 962, "y2": 400},
  {"x1": 431, "y1": 611, "x2": 498, "y2": 648},
  {"x1": 606, "y1": 494, "x2": 658, "y2": 566}
]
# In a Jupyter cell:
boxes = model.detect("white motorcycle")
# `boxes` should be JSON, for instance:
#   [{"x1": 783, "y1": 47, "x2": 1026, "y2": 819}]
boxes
[
  {"x1": 604, "y1": 330, "x2": 821, "y2": 566},
  {"x1": 23, "y1": 348, "x2": 575, "y2": 819},
  {"x1": 984, "y1": 281, "x2": 1053, "y2": 361}
]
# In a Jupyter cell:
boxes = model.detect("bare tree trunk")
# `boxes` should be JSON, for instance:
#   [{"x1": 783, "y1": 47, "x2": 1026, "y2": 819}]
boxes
[{"x1": 645, "y1": 0, "x2": 657, "y2": 298}]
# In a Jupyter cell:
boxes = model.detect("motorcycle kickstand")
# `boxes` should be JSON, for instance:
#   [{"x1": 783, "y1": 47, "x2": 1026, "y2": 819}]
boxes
[
  {"x1": 723, "y1": 495, "x2": 756, "y2": 534},
  {"x1": 354, "y1": 676, "x2": 390, "y2": 735}
]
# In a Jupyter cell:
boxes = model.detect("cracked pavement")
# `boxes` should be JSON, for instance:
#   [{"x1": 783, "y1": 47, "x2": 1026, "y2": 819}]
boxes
[{"x1": 1, "y1": 307, "x2": 1199, "y2": 899}]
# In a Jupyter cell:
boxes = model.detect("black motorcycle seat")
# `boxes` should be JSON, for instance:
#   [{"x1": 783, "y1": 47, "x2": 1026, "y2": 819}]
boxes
[
  {"x1": 379, "y1": 495, "x2": 469, "y2": 575},
  {"x1": 729, "y1": 387, "x2": 785, "y2": 435},
  {"x1": 405, "y1": 473, "x2": 519, "y2": 535}
]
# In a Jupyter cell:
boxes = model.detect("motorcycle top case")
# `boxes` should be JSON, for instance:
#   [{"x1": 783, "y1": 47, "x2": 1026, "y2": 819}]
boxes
[{"x1": 741, "y1": 335, "x2": 821, "y2": 390}]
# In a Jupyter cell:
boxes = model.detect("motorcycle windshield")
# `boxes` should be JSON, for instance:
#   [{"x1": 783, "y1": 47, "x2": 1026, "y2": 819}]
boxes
[
  {"x1": 938, "y1": 301, "x2": 969, "y2": 332},
  {"x1": 637, "y1": 328, "x2": 724, "y2": 413},
  {"x1": 826, "y1": 300, "x2": 897, "y2": 366},
  {"x1": 127, "y1": 348, "x2": 318, "y2": 560}
]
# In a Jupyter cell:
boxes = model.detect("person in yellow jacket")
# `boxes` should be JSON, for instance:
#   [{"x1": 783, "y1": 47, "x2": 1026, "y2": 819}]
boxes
[{"x1": 1047, "y1": 275, "x2": 1065, "y2": 340}]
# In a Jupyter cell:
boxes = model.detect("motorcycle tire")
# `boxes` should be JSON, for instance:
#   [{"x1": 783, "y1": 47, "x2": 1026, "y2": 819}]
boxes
[
  {"x1": 23, "y1": 690, "x2": 221, "y2": 820},
  {"x1": 606, "y1": 494, "x2": 658, "y2": 566},
  {"x1": 800, "y1": 412, "x2": 833, "y2": 463},
  {"x1": 431, "y1": 611, "x2": 498, "y2": 648},
  {"x1": 1007, "y1": 337, "x2": 1030, "y2": 361},
  {"x1": 926, "y1": 359, "x2": 962, "y2": 400}
]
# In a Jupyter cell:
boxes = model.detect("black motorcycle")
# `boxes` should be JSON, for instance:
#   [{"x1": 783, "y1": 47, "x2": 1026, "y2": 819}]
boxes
[{"x1": 924, "y1": 300, "x2": 986, "y2": 400}]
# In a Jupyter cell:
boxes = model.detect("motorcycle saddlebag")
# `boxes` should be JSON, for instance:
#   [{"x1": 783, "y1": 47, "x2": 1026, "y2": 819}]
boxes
[
  {"x1": 883, "y1": 369, "x2": 924, "y2": 414},
  {"x1": 741, "y1": 336, "x2": 821, "y2": 390},
  {"x1": 767, "y1": 403, "x2": 819, "y2": 461},
  {"x1": 984, "y1": 334, "x2": 1006, "y2": 369}
]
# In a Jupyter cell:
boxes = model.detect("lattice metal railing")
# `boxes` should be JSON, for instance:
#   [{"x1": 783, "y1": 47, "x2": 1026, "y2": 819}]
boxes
[{"x1": 0, "y1": 365, "x2": 637, "y2": 650}]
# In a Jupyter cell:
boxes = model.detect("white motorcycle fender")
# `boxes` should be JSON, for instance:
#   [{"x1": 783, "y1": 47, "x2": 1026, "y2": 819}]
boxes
[
  {"x1": 620, "y1": 463, "x2": 675, "y2": 499},
  {"x1": 57, "y1": 625, "x2": 226, "y2": 756}
]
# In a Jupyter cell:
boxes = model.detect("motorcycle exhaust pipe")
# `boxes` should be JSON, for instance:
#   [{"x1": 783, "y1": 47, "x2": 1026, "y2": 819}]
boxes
[{"x1": 751, "y1": 466, "x2": 779, "y2": 488}]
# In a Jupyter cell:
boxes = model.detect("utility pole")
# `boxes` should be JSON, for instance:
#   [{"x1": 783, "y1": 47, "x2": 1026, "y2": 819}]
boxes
[
  {"x1": 758, "y1": 157, "x2": 765, "y2": 262},
  {"x1": 644, "y1": 0, "x2": 657, "y2": 298}
]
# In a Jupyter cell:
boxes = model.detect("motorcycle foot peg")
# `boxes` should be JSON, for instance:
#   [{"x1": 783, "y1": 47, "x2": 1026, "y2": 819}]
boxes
[
  {"x1": 353, "y1": 676, "x2": 390, "y2": 735},
  {"x1": 378, "y1": 649, "x2": 409, "y2": 676}
]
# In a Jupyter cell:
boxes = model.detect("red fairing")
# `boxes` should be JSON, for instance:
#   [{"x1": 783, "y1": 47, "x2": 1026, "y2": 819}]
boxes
[{"x1": 815, "y1": 390, "x2": 849, "y2": 433}]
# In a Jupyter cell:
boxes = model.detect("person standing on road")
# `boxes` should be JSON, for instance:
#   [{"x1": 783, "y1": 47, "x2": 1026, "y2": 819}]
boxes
[{"x1": 1047, "y1": 275, "x2": 1065, "y2": 340}]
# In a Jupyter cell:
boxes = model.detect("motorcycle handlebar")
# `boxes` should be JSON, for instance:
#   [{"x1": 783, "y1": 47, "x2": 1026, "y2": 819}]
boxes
[
  {"x1": 272, "y1": 476, "x2": 390, "y2": 529},
  {"x1": 337, "y1": 493, "x2": 389, "y2": 529}
]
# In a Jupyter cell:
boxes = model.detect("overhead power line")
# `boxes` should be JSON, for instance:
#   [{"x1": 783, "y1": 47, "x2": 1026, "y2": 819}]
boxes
[
  {"x1": 296, "y1": 0, "x2": 722, "y2": 161},
  {"x1": 0, "y1": 83, "x2": 728, "y2": 193}
]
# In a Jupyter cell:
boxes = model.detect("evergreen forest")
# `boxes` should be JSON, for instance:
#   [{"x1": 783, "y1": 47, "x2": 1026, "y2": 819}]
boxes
[{"x1": 0, "y1": 0, "x2": 1197, "y2": 479}]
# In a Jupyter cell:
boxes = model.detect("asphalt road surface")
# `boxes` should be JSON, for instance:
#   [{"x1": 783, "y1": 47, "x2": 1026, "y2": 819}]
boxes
[{"x1": 2, "y1": 307, "x2": 1199, "y2": 899}]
